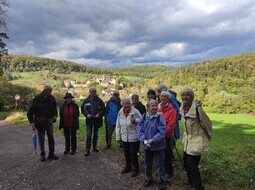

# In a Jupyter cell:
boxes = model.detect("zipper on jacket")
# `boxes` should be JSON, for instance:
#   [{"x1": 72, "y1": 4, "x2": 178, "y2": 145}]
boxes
[
  {"x1": 126, "y1": 116, "x2": 129, "y2": 142},
  {"x1": 184, "y1": 117, "x2": 188, "y2": 151}
]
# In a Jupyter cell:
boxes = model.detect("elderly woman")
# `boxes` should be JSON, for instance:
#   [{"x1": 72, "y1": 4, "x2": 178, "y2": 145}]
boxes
[
  {"x1": 137, "y1": 99, "x2": 166, "y2": 189},
  {"x1": 180, "y1": 88, "x2": 211, "y2": 190},
  {"x1": 59, "y1": 93, "x2": 79, "y2": 155},
  {"x1": 116, "y1": 97, "x2": 141, "y2": 177},
  {"x1": 157, "y1": 91, "x2": 176, "y2": 184}
]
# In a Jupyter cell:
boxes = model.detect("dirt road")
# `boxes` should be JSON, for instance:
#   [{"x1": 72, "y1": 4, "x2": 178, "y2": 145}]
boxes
[{"x1": 0, "y1": 120, "x2": 141, "y2": 190}]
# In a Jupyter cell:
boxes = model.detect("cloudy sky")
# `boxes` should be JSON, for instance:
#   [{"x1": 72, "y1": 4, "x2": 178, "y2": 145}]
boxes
[{"x1": 5, "y1": 0, "x2": 255, "y2": 67}]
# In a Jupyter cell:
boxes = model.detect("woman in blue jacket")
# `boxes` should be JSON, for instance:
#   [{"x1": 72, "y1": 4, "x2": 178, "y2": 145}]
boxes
[{"x1": 137, "y1": 99, "x2": 166, "y2": 190}]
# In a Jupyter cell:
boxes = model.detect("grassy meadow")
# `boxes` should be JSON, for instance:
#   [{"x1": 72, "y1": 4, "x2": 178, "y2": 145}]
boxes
[{"x1": 0, "y1": 111, "x2": 254, "y2": 189}]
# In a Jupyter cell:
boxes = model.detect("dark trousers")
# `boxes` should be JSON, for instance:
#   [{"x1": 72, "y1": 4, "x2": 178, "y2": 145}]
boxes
[
  {"x1": 106, "y1": 124, "x2": 115, "y2": 147},
  {"x1": 144, "y1": 149, "x2": 165, "y2": 183},
  {"x1": 183, "y1": 152, "x2": 205, "y2": 190},
  {"x1": 64, "y1": 127, "x2": 77, "y2": 151},
  {"x1": 86, "y1": 124, "x2": 99, "y2": 150},
  {"x1": 37, "y1": 123, "x2": 55, "y2": 155},
  {"x1": 122, "y1": 141, "x2": 140, "y2": 171},
  {"x1": 165, "y1": 137, "x2": 174, "y2": 176}
]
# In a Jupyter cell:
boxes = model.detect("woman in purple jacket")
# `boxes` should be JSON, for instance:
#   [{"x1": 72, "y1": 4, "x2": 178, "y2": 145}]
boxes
[{"x1": 137, "y1": 99, "x2": 166, "y2": 190}]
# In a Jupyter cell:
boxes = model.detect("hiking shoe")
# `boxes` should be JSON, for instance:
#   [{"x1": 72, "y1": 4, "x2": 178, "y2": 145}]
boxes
[
  {"x1": 143, "y1": 179, "x2": 154, "y2": 187},
  {"x1": 183, "y1": 180, "x2": 193, "y2": 188},
  {"x1": 158, "y1": 182, "x2": 166, "y2": 190},
  {"x1": 84, "y1": 150, "x2": 90, "y2": 156},
  {"x1": 71, "y1": 151, "x2": 76, "y2": 155},
  {"x1": 93, "y1": 148, "x2": 99, "y2": 152},
  {"x1": 64, "y1": 150, "x2": 70, "y2": 155},
  {"x1": 48, "y1": 153, "x2": 58, "y2": 160},
  {"x1": 130, "y1": 170, "x2": 139, "y2": 177},
  {"x1": 121, "y1": 166, "x2": 132, "y2": 174},
  {"x1": 40, "y1": 155, "x2": 46, "y2": 161},
  {"x1": 166, "y1": 174, "x2": 175, "y2": 184}
]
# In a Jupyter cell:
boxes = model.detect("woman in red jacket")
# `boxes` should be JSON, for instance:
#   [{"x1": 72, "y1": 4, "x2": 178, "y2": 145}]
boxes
[
  {"x1": 157, "y1": 91, "x2": 176, "y2": 184},
  {"x1": 59, "y1": 93, "x2": 80, "y2": 155}
]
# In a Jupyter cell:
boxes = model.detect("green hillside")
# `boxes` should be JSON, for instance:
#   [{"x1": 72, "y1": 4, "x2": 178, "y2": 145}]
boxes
[{"x1": 0, "y1": 52, "x2": 254, "y2": 113}]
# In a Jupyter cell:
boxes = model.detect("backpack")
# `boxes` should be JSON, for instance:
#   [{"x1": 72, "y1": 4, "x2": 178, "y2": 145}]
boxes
[
  {"x1": 195, "y1": 104, "x2": 212, "y2": 141},
  {"x1": 142, "y1": 113, "x2": 160, "y2": 124}
]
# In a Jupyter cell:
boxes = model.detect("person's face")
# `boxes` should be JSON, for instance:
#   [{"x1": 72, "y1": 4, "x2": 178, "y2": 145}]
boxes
[
  {"x1": 43, "y1": 88, "x2": 52, "y2": 97},
  {"x1": 90, "y1": 89, "x2": 97, "y2": 97},
  {"x1": 123, "y1": 100, "x2": 131, "y2": 110},
  {"x1": 181, "y1": 91, "x2": 193, "y2": 106},
  {"x1": 65, "y1": 98, "x2": 72, "y2": 103},
  {"x1": 132, "y1": 96, "x2": 139, "y2": 105},
  {"x1": 113, "y1": 94, "x2": 119, "y2": 101},
  {"x1": 148, "y1": 94, "x2": 156, "y2": 100},
  {"x1": 160, "y1": 95, "x2": 169, "y2": 105},
  {"x1": 156, "y1": 90, "x2": 161, "y2": 99},
  {"x1": 148, "y1": 102, "x2": 158, "y2": 115}
]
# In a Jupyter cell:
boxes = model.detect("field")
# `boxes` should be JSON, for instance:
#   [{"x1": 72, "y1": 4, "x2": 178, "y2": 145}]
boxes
[{"x1": 0, "y1": 111, "x2": 254, "y2": 189}]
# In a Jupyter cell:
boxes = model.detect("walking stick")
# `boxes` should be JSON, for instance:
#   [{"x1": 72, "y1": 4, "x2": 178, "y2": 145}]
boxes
[{"x1": 174, "y1": 144, "x2": 181, "y2": 162}]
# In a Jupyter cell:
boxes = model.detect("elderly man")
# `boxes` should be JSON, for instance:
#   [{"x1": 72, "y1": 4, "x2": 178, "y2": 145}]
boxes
[
  {"x1": 27, "y1": 84, "x2": 58, "y2": 161},
  {"x1": 105, "y1": 90, "x2": 122, "y2": 148},
  {"x1": 131, "y1": 94, "x2": 146, "y2": 115},
  {"x1": 81, "y1": 87, "x2": 105, "y2": 156}
]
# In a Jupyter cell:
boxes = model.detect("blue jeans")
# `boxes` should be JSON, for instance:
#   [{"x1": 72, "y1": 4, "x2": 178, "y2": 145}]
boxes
[
  {"x1": 144, "y1": 149, "x2": 165, "y2": 183},
  {"x1": 86, "y1": 124, "x2": 99, "y2": 150}
]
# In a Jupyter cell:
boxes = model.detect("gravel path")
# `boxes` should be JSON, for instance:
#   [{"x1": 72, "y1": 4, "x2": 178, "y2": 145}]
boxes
[
  {"x1": 0, "y1": 120, "x2": 217, "y2": 190},
  {"x1": 0, "y1": 120, "x2": 139, "y2": 190}
]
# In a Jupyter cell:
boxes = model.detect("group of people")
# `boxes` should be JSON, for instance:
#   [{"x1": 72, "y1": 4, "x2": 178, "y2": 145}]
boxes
[{"x1": 27, "y1": 83, "x2": 211, "y2": 190}]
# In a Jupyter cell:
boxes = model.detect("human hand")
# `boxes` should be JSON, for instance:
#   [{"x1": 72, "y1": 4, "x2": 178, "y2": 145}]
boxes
[
  {"x1": 144, "y1": 140, "x2": 152, "y2": 147},
  {"x1": 30, "y1": 123, "x2": 35, "y2": 129},
  {"x1": 147, "y1": 139, "x2": 153, "y2": 145},
  {"x1": 95, "y1": 114, "x2": 99, "y2": 118},
  {"x1": 130, "y1": 117, "x2": 136, "y2": 124},
  {"x1": 87, "y1": 114, "x2": 92, "y2": 118},
  {"x1": 52, "y1": 116, "x2": 57, "y2": 122}
]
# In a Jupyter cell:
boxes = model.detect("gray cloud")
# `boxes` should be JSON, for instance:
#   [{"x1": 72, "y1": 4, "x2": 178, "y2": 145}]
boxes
[{"x1": 6, "y1": 0, "x2": 255, "y2": 67}]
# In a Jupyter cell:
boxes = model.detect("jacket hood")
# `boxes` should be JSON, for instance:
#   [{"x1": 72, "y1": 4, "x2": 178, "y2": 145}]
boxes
[
  {"x1": 109, "y1": 97, "x2": 121, "y2": 103},
  {"x1": 180, "y1": 100, "x2": 201, "y2": 118}
]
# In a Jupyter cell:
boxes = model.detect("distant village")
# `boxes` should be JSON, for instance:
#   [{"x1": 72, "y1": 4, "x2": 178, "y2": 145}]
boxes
[{"x1": 60, "y1": 77, "x2": 144, "y2": 102}]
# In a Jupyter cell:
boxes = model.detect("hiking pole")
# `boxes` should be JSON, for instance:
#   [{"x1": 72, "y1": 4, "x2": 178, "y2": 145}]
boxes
[{"x1": 174, "y1": 144, "x2": 181, "y2": 162}]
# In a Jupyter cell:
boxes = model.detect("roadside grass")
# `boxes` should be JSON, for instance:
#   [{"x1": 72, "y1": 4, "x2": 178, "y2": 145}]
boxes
[
  {"x1": 1, "y1": 112, "x2": 254, "y2": 189},
  {"x1": 0, "y1": 111, "x2": 28, "y2": 125},
  {"x1": 0, "y1": 112, "x2": 11, "y2": 120}
]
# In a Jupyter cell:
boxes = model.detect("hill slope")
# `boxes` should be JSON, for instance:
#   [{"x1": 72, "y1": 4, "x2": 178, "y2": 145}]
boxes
[{"x1": 0, "y1": 52, "x2": 254, "y2": 113}]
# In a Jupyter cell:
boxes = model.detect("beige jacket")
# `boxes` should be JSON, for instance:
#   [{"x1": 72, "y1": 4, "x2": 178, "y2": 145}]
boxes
[{"x1": 180, "y1": 100, "x2": 209, "y2": 156}]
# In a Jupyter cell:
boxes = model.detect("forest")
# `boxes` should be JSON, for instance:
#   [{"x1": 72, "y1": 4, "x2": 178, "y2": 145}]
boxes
[{"x1": 0, "y1": 52, "x2": 254, "y2": 114}]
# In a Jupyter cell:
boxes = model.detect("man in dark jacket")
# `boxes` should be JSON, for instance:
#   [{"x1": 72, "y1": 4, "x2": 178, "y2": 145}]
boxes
[
  {"x1": 27, "y1": 84, "x2": 58, "y2": 161},
  {"x1": 59, "y1": 93, "x2": 79, "y2": 155},
  {"x1": 81, "y1": 87, "x2": 105, "y2": 156},
  {"x1": 104, "y1": 91, "x2": 122, "y2": 148},
  {"x1": 132, "y1": 94, "x2": 146, "y2": 115}
]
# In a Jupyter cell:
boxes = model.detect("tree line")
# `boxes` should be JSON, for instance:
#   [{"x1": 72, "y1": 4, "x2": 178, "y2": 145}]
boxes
[{"x1": 0, "y1": 52, "x2": 254, "y2": 114}]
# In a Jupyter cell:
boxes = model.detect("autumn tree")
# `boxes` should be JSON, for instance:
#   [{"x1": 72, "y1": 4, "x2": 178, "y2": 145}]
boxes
[{"x1": 0, "y1": 0, "x2": 8, "y2": 74}]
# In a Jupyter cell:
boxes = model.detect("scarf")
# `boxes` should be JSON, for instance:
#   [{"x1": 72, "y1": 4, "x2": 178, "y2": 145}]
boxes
[{"x1": 63, "y1": 102, "x2": 74, "y2": 128}]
